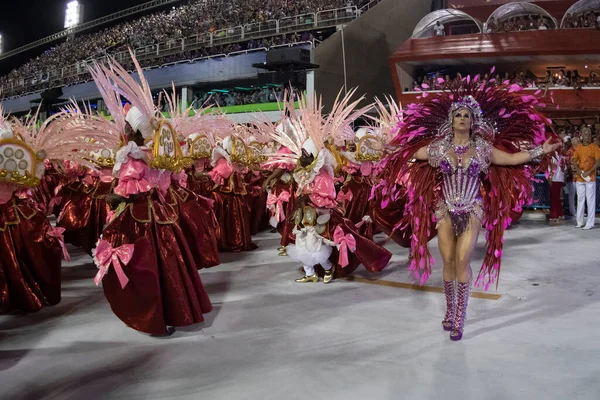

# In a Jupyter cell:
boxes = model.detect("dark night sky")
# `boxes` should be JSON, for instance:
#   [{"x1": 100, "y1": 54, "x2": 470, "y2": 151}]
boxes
[{"x1": 0, "y1": 0, "x2": 170, "y2": 74}]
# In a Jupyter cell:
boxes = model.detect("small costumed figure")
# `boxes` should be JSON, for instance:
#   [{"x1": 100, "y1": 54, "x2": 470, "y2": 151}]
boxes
[
  {"x1": 378, "y1": 71, "x2": 561, "y2": 340},
  {"x1": 287, "y1": 205, "x2": 335, "y2": 283},
  {"x1": 266, "y1": 90, "x2": 392, "y2": 283}
]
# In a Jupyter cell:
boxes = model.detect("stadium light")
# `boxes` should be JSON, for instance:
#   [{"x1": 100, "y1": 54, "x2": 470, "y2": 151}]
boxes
[{"x1": 64, "y1": 1, "x2": 81, "y2": 29}]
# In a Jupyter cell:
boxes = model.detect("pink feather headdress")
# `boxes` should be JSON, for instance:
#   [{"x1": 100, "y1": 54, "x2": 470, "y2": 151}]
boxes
[
  {"x1": 95, "y1": 49, "x2": 159, "y2": 140},
  {"x1": 265, "y1": 88, "x2": 372, "y2": 167}
]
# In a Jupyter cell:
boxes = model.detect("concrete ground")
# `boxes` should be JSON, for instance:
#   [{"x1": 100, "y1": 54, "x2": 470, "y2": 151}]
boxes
[{"x1": 1, "y1": 215, "x2": 599, "y2": 400}]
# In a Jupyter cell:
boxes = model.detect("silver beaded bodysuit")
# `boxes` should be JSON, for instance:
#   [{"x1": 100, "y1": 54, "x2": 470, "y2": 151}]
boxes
[{"x1": 427, "y1": 136, "x2": 492, "y2": 236}]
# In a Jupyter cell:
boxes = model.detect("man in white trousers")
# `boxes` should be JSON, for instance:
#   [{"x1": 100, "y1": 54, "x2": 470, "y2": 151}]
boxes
[{"x1": 572, "y1": 126, "x2": 600, "y2": 230}]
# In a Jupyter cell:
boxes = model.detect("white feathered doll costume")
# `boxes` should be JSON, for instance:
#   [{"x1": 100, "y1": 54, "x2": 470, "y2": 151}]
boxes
[{"x1": 265, "y1": 89, "x2": 392, "y2": 283}]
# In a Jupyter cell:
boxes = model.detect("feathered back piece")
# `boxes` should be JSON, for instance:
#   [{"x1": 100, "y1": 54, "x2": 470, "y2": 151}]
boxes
[
  {"x1": 88, "y1": 61, "x2": 128, "y2": 144},
  {"x1": 97, "y1": 48, "x2": 159, "y2": 139},
  {"x1": 378, "y1": 69, "x2": 552, "y2": 289},
  {"x1": 370, "y1": 96, "x2": 402, "y2": 145},
  {"x1": 6, "y1": 105, "x2": 116, "y2": 186},
  {"x1": 265, "y1": 88, "x2": 372, "y2": 167},
  {"x1": 60, "y1": 101, "x2": 122, "y2": 167}
]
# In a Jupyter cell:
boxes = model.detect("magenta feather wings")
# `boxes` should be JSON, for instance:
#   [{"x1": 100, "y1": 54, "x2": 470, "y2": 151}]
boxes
[{"x1": 377, "y1": 72, "x2": 553, "y2": 289}]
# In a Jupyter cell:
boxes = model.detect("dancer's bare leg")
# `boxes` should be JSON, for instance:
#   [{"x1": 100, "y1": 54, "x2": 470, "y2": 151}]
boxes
[
  {"x1": 450, "y1": 216, "x2": 480, "y2": 340},
  {"x1": 454, "y1": 216, "x2": 481, "y2": 283},
  {"x1": 437, "y1": 218, "x2": 457, "y2": 281}
]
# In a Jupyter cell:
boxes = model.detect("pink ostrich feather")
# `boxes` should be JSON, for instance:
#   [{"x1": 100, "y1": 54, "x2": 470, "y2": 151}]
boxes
[
  {"x1": 61, "y1": 100, "x2": 123, "y2": 150},
  {"x1": 99, "y1": 48, "x2": 158, "y2": 123},
  {"x1": 12, "y1": 105, "x2": 114, "y2": 169},
  {"x1": 264, "y1": 88, "x2": 372, "y2": 167},
  {"x1": 88, "y1": 61, "x2": 127, "y2": 138}
]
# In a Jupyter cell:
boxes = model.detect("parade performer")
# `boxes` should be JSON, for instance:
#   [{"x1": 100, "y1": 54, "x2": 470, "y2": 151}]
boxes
[
  {"x1": 163, "y1": 87, "x2": 223, "y2": 268},
  {"x1": 261, "y1": 119, "x2": 297, "y2": 256},
  {"x1": 378, "y1": 73, "x2": 561, "y2": 340},
  {"x1": 0, "y1": 106, "x2": 111, "y2": 313},
  {"x1": 266, "y1": 90, "x2": 392, "y2": 283},
  {"x1": 209, "y1": 129, "x2": 257, "y2": 252},
  {"x1": 57, "y1": 105, "x2": 116, "y2": 256},
  {"x1": 88, "y1": 52, "x2": 212, "y2": 335}
]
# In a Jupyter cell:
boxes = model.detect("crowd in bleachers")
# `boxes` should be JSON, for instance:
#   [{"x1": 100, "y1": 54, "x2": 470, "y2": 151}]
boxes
[
  {"x1": 190, "y1": 85, "x2": 303, "y2": 108},
  {"x1": 410, "y1": 69, "x2": 600, "y2": 92},
  {"x1": 0, "y1": 0, "x2": 372, "y2": 97},
  {"x1": 562, "y1": 12, "x2": 600, "y2": 29},
  {"x1": 483, "y1": 15, "x2": 554, "y2": 33}
]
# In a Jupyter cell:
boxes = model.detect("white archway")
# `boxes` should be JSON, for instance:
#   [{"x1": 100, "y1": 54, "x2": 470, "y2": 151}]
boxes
[
  {"x1": 561, "y1": 0, "x2": 600, "y2": 27},
  {"x1": 412, "y1": 9, "x2": 482, "y2": 39},
  {"x1": 486, "y1": 2, "x2": 558, "y2": 29}
]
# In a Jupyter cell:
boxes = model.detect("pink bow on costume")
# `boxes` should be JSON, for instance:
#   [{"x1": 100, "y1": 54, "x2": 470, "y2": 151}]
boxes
[
  {"x1": 336, "y1": 190, "x2": 353, "y2": 204},
  {"x1": 266, "y1": 191, "x2": 291, "y2": 223},
  {"x1": 93, "y1": 240, "x2": 135, "y2": 289},
  {"x1": 333, "y1": 225, "x2": 356, "y2": 268},
  {"x1": 47, "y1": 226, "x2": 71, "y2": 261},
  {"x1": 48, "y1": 196, "x2": 62, "y2": 209}
]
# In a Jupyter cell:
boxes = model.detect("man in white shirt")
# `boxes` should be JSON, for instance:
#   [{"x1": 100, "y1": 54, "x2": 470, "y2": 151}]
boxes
[{"x1": 434, "y1": 21, "x2": 445, "y2": 37}]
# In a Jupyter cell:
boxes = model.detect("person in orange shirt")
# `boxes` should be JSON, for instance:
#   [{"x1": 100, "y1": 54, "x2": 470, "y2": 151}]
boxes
[{"x1": 571, "y1": 126, "x2": 600, "y2": 229}]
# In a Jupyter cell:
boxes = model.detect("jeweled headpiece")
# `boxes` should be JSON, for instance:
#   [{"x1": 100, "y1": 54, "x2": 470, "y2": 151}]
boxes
[
  {"x1": 439, "y1": 95, "x2": 495, "y2": 139},
  {"x1": 448, "y1": 95, "x2": 483, "y2": 124}
]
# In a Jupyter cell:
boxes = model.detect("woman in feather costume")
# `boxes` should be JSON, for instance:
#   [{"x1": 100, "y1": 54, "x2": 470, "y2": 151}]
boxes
[
  {"x1": 377, "y1": 72, "x2": 561, "y2": 340},
  {"x1": 265, "y1": 90, "x2": 392, "y2": 283},
  {"x1": 0, "y1": 106, "x2": 112, "y2": 313},
  {"x1": 86, "y1": 51, "x2": 212, "y2": 335}
]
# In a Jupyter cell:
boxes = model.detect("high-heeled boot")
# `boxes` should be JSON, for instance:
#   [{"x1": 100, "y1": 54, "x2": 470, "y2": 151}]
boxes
[
  {"x1": 442, "y1": 280, "x2": 456, "y2": 331},
  {"x1": 450, "y1": 280, "x2": 471, "y2": 341}
]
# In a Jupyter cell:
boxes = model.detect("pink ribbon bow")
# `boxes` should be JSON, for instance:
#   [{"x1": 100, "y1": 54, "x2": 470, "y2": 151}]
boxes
[
  {"x1": 333, "y1": 225, "x2": 356, "y2": 268},
  {"x1": 266, "y1": 191, "x2": 291, "y2": 223},
  {"x1": 93, "y1": 240, "x2": 135, "y2": 289},
  {"x1": 336, "y1": 190, "x2": 353, "y2": 204},
  {"x1": 48, "y1": 196, "x2": 62, "y2": 209},
  {"x1": 47, "y1": 226, "x2": 70, "y2": 261}
]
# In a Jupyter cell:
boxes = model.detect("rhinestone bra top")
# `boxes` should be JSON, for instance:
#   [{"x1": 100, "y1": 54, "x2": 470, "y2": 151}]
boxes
[{"x1": 427, "y1": 136, "x2": 491, "y2": 216}]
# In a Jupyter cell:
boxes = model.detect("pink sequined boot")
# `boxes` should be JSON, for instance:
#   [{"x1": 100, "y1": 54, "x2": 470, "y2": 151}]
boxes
[
  {"x1": 442, "y1": 280, "x2": 456, "y2": 331},
  {"x1": 450, "y1": 280, "x2": 471, "y2": 341}
]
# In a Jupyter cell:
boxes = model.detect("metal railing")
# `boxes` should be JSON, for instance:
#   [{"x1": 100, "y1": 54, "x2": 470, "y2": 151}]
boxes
[
  {"x1": 0, "y1": 0, "x2": 181, "y2": 61},
  {"x1": 525, "y1": 174, "x2": 600, "y2": 212},
  {"x1": 1, "y1": 6, "x2": 362, "y2": 99}
]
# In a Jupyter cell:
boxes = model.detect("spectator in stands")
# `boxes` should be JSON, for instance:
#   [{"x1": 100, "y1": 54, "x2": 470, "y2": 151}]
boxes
[
  {"x1": 434, "y1": 21, "x2": 445, "y2": 37},
  {"x1": 538, "y1": 18, "x2": 548, "y2": 30},
  {"x1": 1, "y1": 0, "x2": 363, "y2": 97},
  {"x1": 571, "y1": 126, "x2": 600, "y2": 229}
]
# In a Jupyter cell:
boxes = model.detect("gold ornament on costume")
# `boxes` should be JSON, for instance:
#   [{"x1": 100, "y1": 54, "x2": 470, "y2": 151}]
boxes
[
  {"x1": 247, "y1": 141, "x2": 268, "y2": 164},
  {"x1": 0, "y1": 138, "x2": 41, "y2": 187},
  {"x1": 230, "y1": 135, "x2": 249, "y2": 165},
  {"x1": 189, "y1": 134, "x2": 212, "y2": 160},
  {"x1": 325, "y1": 141, "x2": 346, "y2": 174},
  {"x1": 355, "y1": 135, "x2": 383, "y2": 162},
  {"x1": 151, "y1": 119, "x2": 191, "y2": 172},
  {"x1": 87, "y1": 146, "x2": 116, "y2": 167}
]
